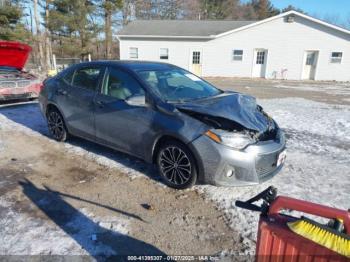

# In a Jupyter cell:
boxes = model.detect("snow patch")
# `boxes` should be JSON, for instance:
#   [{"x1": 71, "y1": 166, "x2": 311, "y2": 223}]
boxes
[
  {"x1": 274, "y1": 83, "x2": 350, "y2": 96},
  {"x1": 0, "y1": 198, "x2": 129, "y2": 255},
  {"x1": 260, "y1": 98, "x2": 350, "y2": 141}
]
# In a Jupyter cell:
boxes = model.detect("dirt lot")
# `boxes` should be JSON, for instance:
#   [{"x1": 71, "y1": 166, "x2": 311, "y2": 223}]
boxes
[
  {"x1": 0, "y1": 78, "x2": 349, "y2": 260},
  {"x1": 0, "y1": 130, "x2": 243, "y2": 258},
  {"x1": 206, "y1": 77, "x2": 350, "y2": 105}
]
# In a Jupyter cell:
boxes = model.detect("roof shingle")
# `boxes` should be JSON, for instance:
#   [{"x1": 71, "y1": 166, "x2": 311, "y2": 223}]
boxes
[{"x1": 117, "y1": 20, "x2": 256, "y2": 37}]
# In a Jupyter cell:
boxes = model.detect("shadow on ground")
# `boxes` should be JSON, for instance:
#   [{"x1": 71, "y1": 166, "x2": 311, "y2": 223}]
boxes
[{"x1": 19, "y1": 179, "x2": 166, "y2": 259}]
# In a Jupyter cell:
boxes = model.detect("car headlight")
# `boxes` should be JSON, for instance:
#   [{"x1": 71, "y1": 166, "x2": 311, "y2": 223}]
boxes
[{"x1": 205, "y1": 129, "x2": 255, "y2": 150}]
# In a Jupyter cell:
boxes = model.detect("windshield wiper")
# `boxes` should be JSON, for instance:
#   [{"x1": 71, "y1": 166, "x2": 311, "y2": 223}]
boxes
[{"x1": 165, "y1": 99, "x2": 187, "y2": 103}]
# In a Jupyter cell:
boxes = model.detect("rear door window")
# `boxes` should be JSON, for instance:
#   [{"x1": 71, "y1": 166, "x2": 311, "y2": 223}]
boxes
[
  {"x1": 72, "y1": 66, "x2": 103, "y2": 91},
  {"x1": 62, "y1": 70, "x2": 74, "y2": 84}
]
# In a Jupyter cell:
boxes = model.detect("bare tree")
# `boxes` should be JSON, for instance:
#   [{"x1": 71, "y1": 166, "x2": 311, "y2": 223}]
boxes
[
  {"x1": 121, "y1": 0, "x2": 134, "y2": 25},
  {"x1": 44, "y1": 0, "x2": 52, "y2": 69},
  {"x1": 100, "y1": 0, "x2": 122, "y2": 59},
  {"x1": 182, "y1": 0, "x2": 201, "y2": 20},
  {"x1": 33, "y1": 0, "x2": 45, "y2": 69}
]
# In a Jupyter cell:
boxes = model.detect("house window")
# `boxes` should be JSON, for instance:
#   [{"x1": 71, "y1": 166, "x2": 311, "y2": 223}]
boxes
[
  {"x1": 160, "y1": 48, "x2": 169, "y2": 60},
  {"x1": 129, "y1": 47, "x2": 138, "y2": 59},
  {"x1": 232, "y1": 50, "x2": 243, "y2": 61},
  {"x1": 330, "y1": 52, "x2": 342, "y2": 63}
]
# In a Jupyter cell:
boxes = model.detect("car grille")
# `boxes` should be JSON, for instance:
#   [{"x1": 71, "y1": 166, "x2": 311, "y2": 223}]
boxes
[
  {"x1": 17, "y1": 80, "x2": 31, "y2": 87},
  {"x1": 0, "y1": 81, "x2": 16, "y2": 88},
  {"x1": 259, "y1": 127, "x2": 278, "y2": 141},
  {"x1": 256, "y1": 151, "x2": 279, "y2": 178},
  {"x1": 0, "y1": 80, "x2": 31, "y2": 89}
]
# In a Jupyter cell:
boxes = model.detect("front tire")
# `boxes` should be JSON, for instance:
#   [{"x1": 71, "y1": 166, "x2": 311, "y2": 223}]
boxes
[
  {"x1": 47, "y1": 108, "x2": 68, "y2": 142},
  {"x1": 157, "y1": 140, "x2": 197, "y2": 189}
]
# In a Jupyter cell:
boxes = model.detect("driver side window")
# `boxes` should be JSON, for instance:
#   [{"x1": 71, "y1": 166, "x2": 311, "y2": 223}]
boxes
[{"x1": 102, "y1": 67, "x2": 144, "y2": 100}]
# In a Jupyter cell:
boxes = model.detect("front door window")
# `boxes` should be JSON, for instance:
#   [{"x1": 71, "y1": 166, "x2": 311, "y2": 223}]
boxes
[
  {"x1": 192, "y1": 51, "x2": 201, "y2": 64},
  {"x1": 191, "y1": 51, "x2": 202, "y2": 76},
  {"x1": 306, "y1": 53, "x2": 315, "y2": 65},
  {"x1": 256, "y1": 51, "x2": 265, "y2": 64},
  {"x1": 102, "y1": 67, "x2": 145, "y2": 100}
]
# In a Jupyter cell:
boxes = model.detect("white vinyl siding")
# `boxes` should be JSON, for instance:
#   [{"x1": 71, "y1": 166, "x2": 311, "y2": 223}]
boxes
[
  {"x1": 204, "y1": 15, "x2": 350, "y2": 81},
  {"x1": 119, "y1": 15, "x2": 350, "y2": 81}
]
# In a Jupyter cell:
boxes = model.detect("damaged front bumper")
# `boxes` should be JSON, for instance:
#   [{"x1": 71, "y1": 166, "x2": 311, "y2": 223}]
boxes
[{"x1": 191, "y1": 130, "x2": 286, "y2": 186}]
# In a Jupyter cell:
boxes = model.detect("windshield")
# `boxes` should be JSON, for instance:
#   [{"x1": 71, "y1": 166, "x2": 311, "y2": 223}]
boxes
[{"x1": 137, "y1": 69, "x2": 222, "y2": 102}]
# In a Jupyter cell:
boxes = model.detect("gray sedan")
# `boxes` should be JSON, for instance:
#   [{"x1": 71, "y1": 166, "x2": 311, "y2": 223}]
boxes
[{"x1": 39, "y1": 61, "x2": 286, "y2": 189}]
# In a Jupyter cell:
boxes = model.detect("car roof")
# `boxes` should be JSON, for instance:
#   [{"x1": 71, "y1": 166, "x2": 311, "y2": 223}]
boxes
[{"x1": 78, "y1": 60, "x2": 178, "y2": 71}]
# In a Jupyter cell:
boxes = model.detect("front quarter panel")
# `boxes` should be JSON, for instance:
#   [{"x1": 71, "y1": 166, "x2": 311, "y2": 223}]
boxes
[{"x1": 144, "y1": 107, "x2": 210, "y2": 163}]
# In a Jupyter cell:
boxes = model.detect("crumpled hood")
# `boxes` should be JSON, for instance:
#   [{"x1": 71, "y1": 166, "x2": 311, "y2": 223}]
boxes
[
  {"x1": 0, "y1": 41, "x2": 32, "y2": 70},
  {"x1": 176, "y1": 92, "x2": 271, "y2": 132}
]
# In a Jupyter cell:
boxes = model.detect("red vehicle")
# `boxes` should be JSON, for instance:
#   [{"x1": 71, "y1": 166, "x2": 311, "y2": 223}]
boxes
[{"x1": 0, "y1": 41, "x2": 42, "y2": 101}]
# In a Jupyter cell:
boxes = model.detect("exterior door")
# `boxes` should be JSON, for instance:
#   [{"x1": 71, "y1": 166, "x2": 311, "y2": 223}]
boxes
[
  {"x1": 94, "y1": 66, "x2": 152, "y2": 157},
  {"x1": 252, "y1": 49, "x2": 268, "y2": 78},
  {"x1": 56, "y1": 65, "x2": 105, "y2": 140},
  {"x1": 302, "y1": 51, "x2": 318, "y2": 80},
  {"x1": 190, "y1": 50, "x2": 202, "y2": 76}
]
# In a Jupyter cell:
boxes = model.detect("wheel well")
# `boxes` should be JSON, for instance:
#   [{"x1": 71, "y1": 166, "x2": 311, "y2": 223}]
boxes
[
  {"x1": 46, "y1": 103, "x2": 59, "y2": 116},
  {"x1": 152, "y1": 135, "x2": 172, "y2": 163},
  {"x1": 152, "y1": 135, "x2": 200, "y2": 174}
]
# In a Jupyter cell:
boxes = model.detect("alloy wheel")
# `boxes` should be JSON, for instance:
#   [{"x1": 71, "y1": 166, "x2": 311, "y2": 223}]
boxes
[
  {"x1": 48, "y1": 111, "x2": 65, "y2": 140},
  {"x1": 159, "y1": 146, "x2": 192, "y2": 185}
]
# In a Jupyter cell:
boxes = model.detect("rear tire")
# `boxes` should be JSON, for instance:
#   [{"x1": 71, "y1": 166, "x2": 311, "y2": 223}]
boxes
[
  {"x1": 156, "y1": 140, "x2": 197, "y2": 189},
  {"x1": 47, "y1": 107, "x2": 68, "y2": 142}
]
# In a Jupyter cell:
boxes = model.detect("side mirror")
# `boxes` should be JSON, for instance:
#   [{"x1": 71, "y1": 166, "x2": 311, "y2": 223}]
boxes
[
  {"x1": 155, "y1": 101, "x2": 176, "y2": 115},
  {"x1": 110, "y1": 82, "x2": 122, "y2": 89},
  {"x1": 125, "y1": 95, "x2": 146, "y2": 106}
]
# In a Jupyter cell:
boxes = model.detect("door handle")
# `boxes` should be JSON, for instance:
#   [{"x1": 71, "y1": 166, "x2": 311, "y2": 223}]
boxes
[
  {"x1": 57, "y1": 89, "x2": 67, "y2": 96},
  {"x1": 95, "y1": 100, "x2": 105, "y2": 108}
]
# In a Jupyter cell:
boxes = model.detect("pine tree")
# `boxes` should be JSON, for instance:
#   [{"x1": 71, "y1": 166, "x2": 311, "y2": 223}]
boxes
[
  {"x1": 0, "y1": 0, "x2": 30, "y2": 41},
  {"x1": 250, "y1": 0, "x2": 279, "y2": 20},
  {"x1": 200, "y1": 0, "x2": 226, "y2": 19},
  {"x1": 281, "y1": 5, "x2": 306, "y2": 14},
  {"x1": 99, "y1": 0, "x2": 123, "y2": 59},
  {"x1": 47, "y1": 0, "x2": 99, "y2": 57}
]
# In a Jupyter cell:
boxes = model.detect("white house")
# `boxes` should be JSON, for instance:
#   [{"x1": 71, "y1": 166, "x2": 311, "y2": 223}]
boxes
[{"x1": 118, "y1": 11, "x2": 350, "y2": 81}]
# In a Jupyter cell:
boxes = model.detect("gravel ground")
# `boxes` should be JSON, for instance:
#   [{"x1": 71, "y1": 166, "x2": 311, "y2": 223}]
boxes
[
  {"x1": 0, "y1": 78, "x2": 349, "y2": 260},
  {"x1": 0, "y1": 127, "x2": 241, "y2": 258},
  {"x1": 206, "y1": 77, "x2": 350, "y2": 105}
]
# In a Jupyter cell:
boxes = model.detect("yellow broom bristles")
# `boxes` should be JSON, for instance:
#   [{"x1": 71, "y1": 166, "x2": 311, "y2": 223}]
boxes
[{"x1": 288, "y1": 219, "x2": 350, "y2": 258}]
